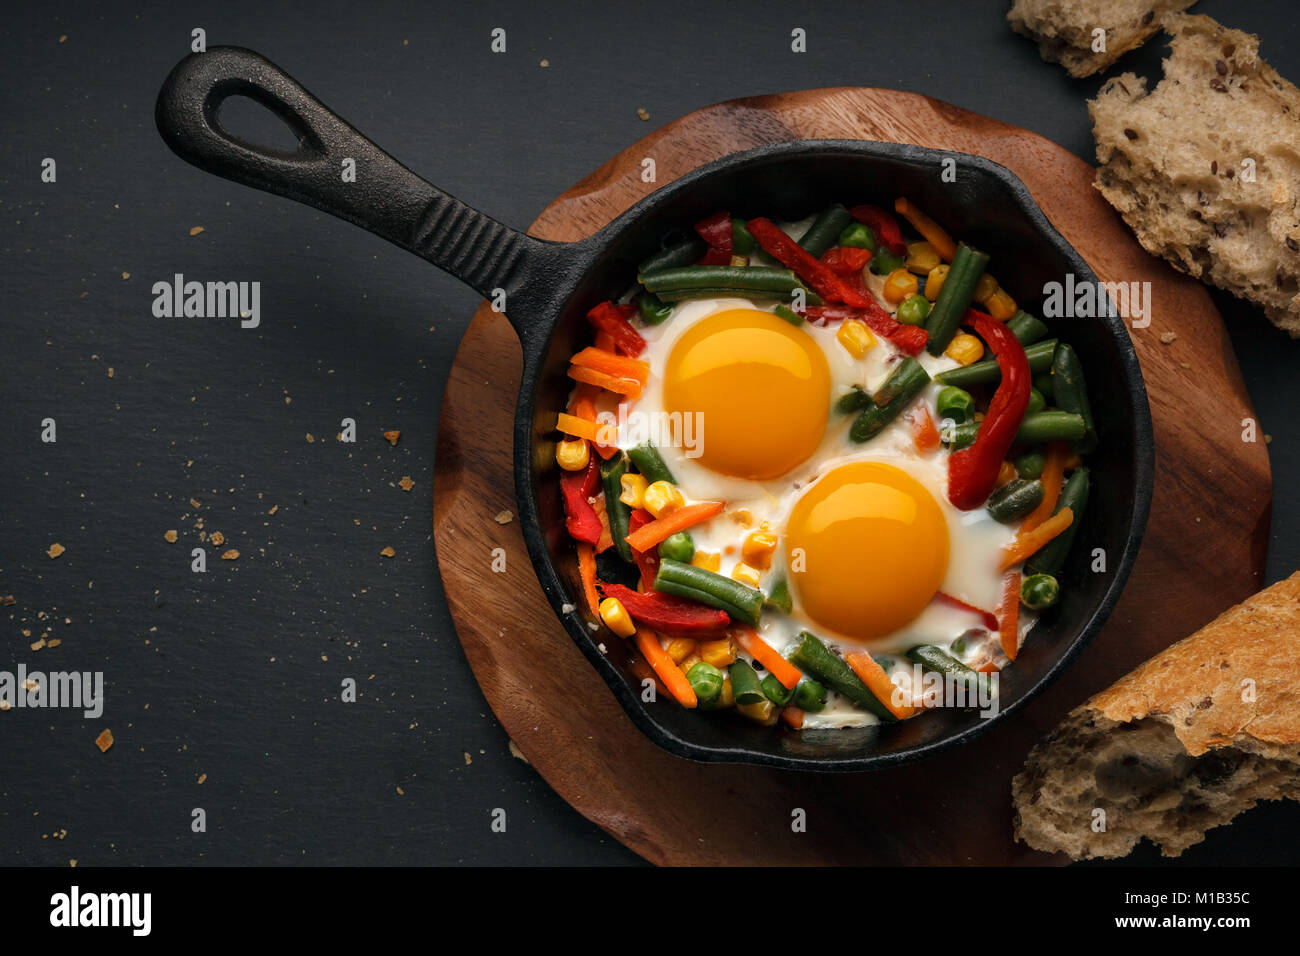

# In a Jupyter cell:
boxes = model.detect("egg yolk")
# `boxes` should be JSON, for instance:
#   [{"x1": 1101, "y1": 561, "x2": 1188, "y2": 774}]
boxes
[
  {"x1": 662, "y1": 309, "x2": 830, "y2": 480},
  {"x1": 786, "y1": 462, "x2": 949, "y2": 641}
]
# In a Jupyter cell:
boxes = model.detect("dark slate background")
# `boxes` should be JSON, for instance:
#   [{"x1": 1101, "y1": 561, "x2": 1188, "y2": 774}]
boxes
[{"x1": 2, "y1": 0, "x2": 1297, "y2": 866}]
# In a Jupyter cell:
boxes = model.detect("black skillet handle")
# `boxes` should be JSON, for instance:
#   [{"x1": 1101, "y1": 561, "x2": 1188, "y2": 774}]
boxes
[{"x1": 155, "y1": 47, "x2": 568, "y2": 340}]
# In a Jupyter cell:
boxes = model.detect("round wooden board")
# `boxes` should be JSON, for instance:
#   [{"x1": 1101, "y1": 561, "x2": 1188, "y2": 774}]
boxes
[{"x1": 433, "y1": 88, "x2": 1271, "y2": 866}]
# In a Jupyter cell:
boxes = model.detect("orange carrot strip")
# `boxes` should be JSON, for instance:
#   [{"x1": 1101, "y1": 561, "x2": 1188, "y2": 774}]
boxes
[
  {"x1": 623, "y1": 501, "x2": 725, "y2": 553},
  {"x1": 635, "y1": 627, "x2": 698, "y2": 708},
  {"x1": 567, "y1": 382, "x2": 601, "y2": 413},
  {"x1": 845, "y1": 652, "x2": 916, "y2": 719},
  {"x1": 568, "y1": 365, "x2": 642, "y2": 399},
  {"x1": 894, "y1": 197, "x2": 957, "y2": 261},
  {"x1": 570, "y1": 347, "x2": 650, "y2": 385},
  {"x1": 780, "y1": 706, "x2": 804, "y2": 729},
  {"x1": 576, "y1": 543, "x2": 601, "y2": 616},
  {"x1": 627, "y1": 652, "x2": 669, "y2": 697},
  {"x1": 910, "y1": 405, "x2": 940, "y2": 453},
  {"x1": 594, "y1": 494, "x2": 614, "y2": 554},
  {"x1": 734, "y1": 627, "x2": 803, "y2": 690},
  {"x1": 1020, "y1": 441, "x2": 1067, "y2": 534},
  {"x1": 574, "y1": 394, "x2": 618, "y2": 460},
  {"x1": 998, "y1": 570, "x2": 1021, "y2": 662},
  {"x1": 555, "y1": 412, "x2": 616, "y2": 445},
  {"x1": 1001, "y1": 507, "x2": 1073, "y2": 570},
  {"x1": 975, "y1": 661, "x2": 1000, "y2": 674}
]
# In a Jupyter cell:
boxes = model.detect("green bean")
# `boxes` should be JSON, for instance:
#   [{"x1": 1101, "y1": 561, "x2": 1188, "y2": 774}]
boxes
[
  {"x1": 793, "y1": 677, "x2": 827, "y2": 712},
  {"x1": 686, "y1": 661, "x2": 725, "y2": 704},
  {"x1": 731, "y1": 218, "x2": 756, "y2": 256},
  {"x1": 798, "y1": 204, "x2": 853, "y2": 257},
  {"x1": 936, "y1": 385, "x2": 975, "y2": 423},
  {"x1": 986, "y1": 479, "x2": 1045, "y2": 523},
  {"x1": 906, "y1": 645, "x2": 993, "y2": 700},
  {"x1": 1014, "y1": 448, "x2": 1046, "y2": 479},
  {"x1": 637, "y1": 292, "x2": 674, "y2": 326},
  {"x1": 1026, "y1": 387, "x2": 1046, "y2": 416},
  {"x1": 1020, "y1": 573, "x2": 1060, "y2": 610},
  {"x1": 1024, "y1": 467, "x2": 1090, "y2": 577},
  {"x1": 897, "y1": 293, "x2": 931, "y2": 326},
  {"x1": 728, "y1": 660, "x2": 766, "y2": 705},
  {"x1": 788, "y1": 631, "x2": 896, "y2": 721},
  {"x1": 1034, "y1": 371, "x2": 1054, "y2": 401},
  {"x1": 925, "y1": 242, "x2": 990, "y2": 355},
  {"x1": 657, "y1": 531, "x2": 694, "y2": 564},
  {"x1": 869, "y1": 247, "x2": 906, "y2": 276},
  {"x1": 836, "y1": 386, "x2": 872, "y2": 415},
  {"x1": 638, "y1": 236, "x2": 706, "y2": 275},
  {"x1": 600, "y1": 455, "x2": 633, "y2": 562},
  {"x1": 850, "y1": 358, "x2": 931, "y2": 442},
  {"x1": 764, "y1": 576, "x2": 793, "y2": 614},
  {"x1": 1007, "y1": 310, "x2": 1049, "y2": 345},
  {"x1": 933, "y1": 339, "x2": 1058, "y2": 387},
  {"x1": 639, "y1": 266, "x2": 820, "y2": 304},
  {"x1": 1051, "y1": 343, "x2": 1097, "y2": 453},
  {"x1": 838, "y1": 222, "x2": 876, "y2": 251},
  {"x1": 773, "y1": 304, "x2": 803, "y2": 325},
  {"x1": 760, "y1": 673, "x2": 794, "y2": 707},
  {"x1": 945, "y1": 411, "x2": 1086, "y2": 450},
  {"x1": 627, "y1": 443, "x2": 674, "y2": 484},
  {"x1": 653, "y1": 558, "x2": 764, "y2": 626}
]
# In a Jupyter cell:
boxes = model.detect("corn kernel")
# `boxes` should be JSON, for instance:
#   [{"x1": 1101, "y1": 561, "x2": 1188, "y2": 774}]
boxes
[
  {"x1": 906, "y1": 241, "x2": 941, "y2": 275},
  {"x1": 742, "y1": 531, "x2": 779, "y2": 570},
  {"x1": 665, "y1": 637, "x2": 697, "y2": 664},
  {"x1": 974, "y1": 272, "x2": 999, "y2": 304},
  {"x1": 985, "y1": 288, "x2": 1017, "y2": 321},
  {"x1": 729, "y1": 508, "x2": 754, "y2": 528},
  {"x1": 643, "y1": 480, "x2": 684, "y2": 518},
  {"x1": 882, "y1": 267, "x2": 919, "y2": 304},
  {"x1": 731, "y1": 562, "x2": 762, "y2": 588},
  {"x1": 945, "y1": 333, "x2": 985, "y2": 366},
  {"x1": 729, "y1": 254, "x2": 748, "y2": 268},
  {"x1": 679, "y1": 653, "x2": 703, "y2": 675},
  {"x1": 924, "y1": 264, "x2": 949, "y2": 301},
  {"x1": 715, "y1": 676, "x2": 735, "y2": 708},
  {"x1": 555, "y1": 438, "x2": 590, "y2": 472},
  {"x1": 619, "y1": 472, "x2": 648, "y2": 509},
  {"x1": 836, "y1": 319, "x2": 876, "y2": 359},
  {"x1": 737, "y1": 699, "x2": 777, "y2": 724},
  {"x1": 996, "y1": 461, "x2": 1017, "y2": 488},
  {"x1": 692, "y1": 551, "x2": 721, "y2": 572},
  {"x1": 598, "y1": 597, "x2": 636, "y2": 638},
  {"x1": 698, "y1": 638, "x2": 737, "y2": 668}
]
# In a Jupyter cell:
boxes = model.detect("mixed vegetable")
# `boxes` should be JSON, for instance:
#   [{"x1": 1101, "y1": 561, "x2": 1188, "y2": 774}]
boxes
[{"x1": 554, "y1": 198, "x2": 1093, "y2": 729}]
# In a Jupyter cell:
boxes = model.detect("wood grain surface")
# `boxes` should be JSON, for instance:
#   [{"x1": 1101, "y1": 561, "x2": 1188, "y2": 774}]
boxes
[{"x1": 432, "y1": 88, "x2": 1272, "y2": 865}]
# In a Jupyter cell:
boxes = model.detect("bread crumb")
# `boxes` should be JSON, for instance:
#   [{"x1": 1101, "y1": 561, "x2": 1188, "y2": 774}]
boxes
[
  {"x1": 94, "y1": 729, "x2": 113, "y2": 752},
  {"x1": 383, "y1": 430, "x2": 400, "y2": 446},
  {"x1": 221, "y1": 549, "x2": 239, "y2": 560},
  {"x1": 47, "y1": 543, "x2": 65, "y2": 559},
  {"x1": 31, "y1": 638, "x2": 46, "y2": 651},
  {"x1": 197, "y1": 773, "x2": 206, "y2": 785},
  {"x1": 463, "y1": 752, "x2": 472, "y2": 765},
  {"x1": 107, "y1": 367, "x2": 114, "y2": 378},
  {"x1": 268, "y1": 505, "x2": 278, "y2": 515},
  {"x1": 0, "y1": 595, "x2": 14, "y2": 606},
  {"x1": 58, "y1": 35, "x2": 66, "y2": 43},
  {"x1": 306, "y1": 433, "x2": 315, "y2": 443},
  {"x1": 396, "y1": 786, "x2": 405, "y2": 795},
  {"x1": 189, "y1": 498, "x2": 201, "y2": 509},
  {"x1": 210, "y1": 531, "x2": 225, "y2": 546},
  {"x1": 164, "y1": 529, "x2": 177, "y2": 543},
  {"x1": 398, "y1": 476, "x2": 414, "y2": 491},
  {"x1": 189, "y1": 226, "x2": 204, "y2": 236},
  {"x1": 637, "y1": 108, "x2": 649, "y2": 120},
  {"x1": 380, "y1": 546, "x2": 396, "y2": 558},
  {"x1": 540, "y1": 58, "x2": 549, "y2": 67},
  {"x1": 121, "y1": 271, "x2": 129, "y2": 279},
  {"x1": 509, "y1": 740, "x2": 529, "y2": 763},
  {"x1": 494, "y1": 510, "x2": 513, "y2": 524},
  {"x1": 1160, "y1": 331, "x2": 1178, "y2": 344}
]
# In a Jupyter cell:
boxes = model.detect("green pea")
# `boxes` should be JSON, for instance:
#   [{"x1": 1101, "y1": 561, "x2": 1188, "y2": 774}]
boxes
[
  {"x1": 731, "y1": 218, "x2": 756, "y2": 256},
  {"x1": 686, "y1": 661, "x2": 725, "y2": 704},
  {"x1": 1026, "y1": 387, "x2": 1046, "y2": 416},
  {"x1": 792, "y1": 677, "x2": 827, "y2": 713},
  {"x1": 870, "y1": 247, "x2": 906, "y2": 276},
  {"x1": 936, "y1": 385, "x2": 975, "y2": 423},
  {"x1": 637, "y1": 292, "x2": 673, "y2": 325},
  {"x1": 657, "y1": 531, "x2": 695, "y2": 564},
  {"x1": 950, "y1": 636, "x2": 967, "y2": 655},
  {"x1": 1020, "y1": 573, "x2": 1060, "y2": 610},
  {"x1": 897, "y1": 293, "x2": 931, "y2": 326},
  {"x1": 837, "y1": 222, "x2": 876, "y2": 251}
]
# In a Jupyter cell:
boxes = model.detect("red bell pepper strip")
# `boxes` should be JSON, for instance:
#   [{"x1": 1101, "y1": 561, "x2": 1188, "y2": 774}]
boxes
[
  {"x1": 600, "y1": 583, "x2": 731, "y2": 638},
  {"x1": 849, "y1": 204, "x2": 906, "y2": 256},
  {"x1": 694, "y1": 210, "x2": 733, "y2": 266},
  {"x1": 587, "y1": 301, "x2": 646, "y2": 357},
  {"x1": 947, "y1": 313, "x2": 1032, "y2": 510},
  {"x1": 626, "y1": 509, "x2": 660, "y2": 590},
  {"x1": 933, "y1": 591, "x2": 999, "y2": 632},
  {"x1": 561, "y1": 457, "x2": 604, "y2": 545},
  {"x1": 820, "y1": 246, "x2": 872, "y2": 274},
  {"x1": 745, "y1": 218, "x2": 870, "y2": 307},
  {"x1": 801, "y1": 301, "x2": 929, "y2": 356}
]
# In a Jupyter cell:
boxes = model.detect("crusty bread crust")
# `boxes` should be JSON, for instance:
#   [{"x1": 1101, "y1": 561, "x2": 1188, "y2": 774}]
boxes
[
  {"x1": 1013, "y1": 571, "x2": 1300, "y2": 858},
  {"x1": 1008, "y1": 0, "x2": 1196, "y2": 78}
]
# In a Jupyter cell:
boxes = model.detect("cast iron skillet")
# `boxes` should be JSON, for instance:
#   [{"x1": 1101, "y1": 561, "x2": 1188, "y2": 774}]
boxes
[{"x1": 156, "y1": 47, "x2": 1154, "y2": 771}]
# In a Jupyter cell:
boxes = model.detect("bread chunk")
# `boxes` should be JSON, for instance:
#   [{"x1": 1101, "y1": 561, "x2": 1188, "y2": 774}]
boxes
[
  {"x1": 1013, "y1": 571, "x2": 1300, "y2": 858},
  {"x1": 1090, "y1": 14, "x2": 1300, "y2": 334},
  {"x1": 1008, "y1": 0, "x2": 1196, "y2": 77}
]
